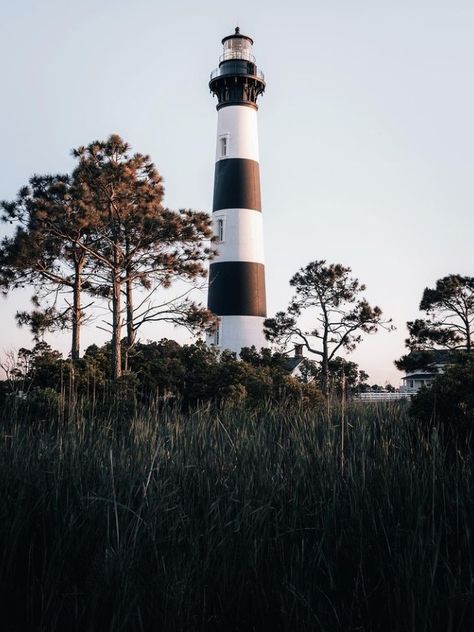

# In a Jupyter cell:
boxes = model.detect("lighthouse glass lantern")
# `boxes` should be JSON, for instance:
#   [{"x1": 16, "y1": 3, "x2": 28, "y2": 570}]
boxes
[
  {"x1": 206, "y1": 28, "x2": 268, "y2": 354},
  {"x1": 221, "y1": 33, "x2": 254, "y2": 62}
]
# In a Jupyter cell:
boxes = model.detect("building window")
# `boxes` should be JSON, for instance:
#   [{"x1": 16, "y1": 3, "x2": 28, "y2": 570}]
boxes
[
  {"x1": 216, "y1": 217, "x2": 225, "y2": 242},
  {"x1": 219, "y1": 136, "x2": 228, "y2": 157},
  {"x1": 409, "y1": 380, "x2": 414, "y2": 389}
]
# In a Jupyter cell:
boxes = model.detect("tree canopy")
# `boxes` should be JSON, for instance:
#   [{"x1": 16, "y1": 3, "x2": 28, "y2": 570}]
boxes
[
  {"x1": 410, "y1": 353, "x2": 474, "y2": 438},
  {"x1": 396, "y1": 274, "x2": 474, "y2": 372},
  {"x1": 264, "y1": 260, "x2": 392, "y2": 394},
  {"x1": 1, "y1": 135, "x2": 217, "y2": 378},
  {"x1": 1, "y1": 174, "x2": 92, "y2": 359}
]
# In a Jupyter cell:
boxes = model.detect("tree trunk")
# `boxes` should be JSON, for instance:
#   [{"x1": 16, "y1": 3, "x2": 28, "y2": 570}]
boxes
[
  {"x1": 111, "y1": 243, "x2": 122, "y2": 380},
  {"x1": 71, "y1": 258, "x2": 83, "y2": 362},
  {"x1": 124, "y1": 273, "x2": 135, "y2": 372},
  {"x1": 321, "y1": 353, "x2": 329, "y2": 397},
  {"x1": 321, "y1": 322, "x2": 329, "y2": 396}
]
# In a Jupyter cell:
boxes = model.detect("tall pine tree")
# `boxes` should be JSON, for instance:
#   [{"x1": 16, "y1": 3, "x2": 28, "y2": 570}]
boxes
[
  {"x1": 1, "y1": 175, "x2": 92, "y2": 360},
  {"x1": 70, "y1": 135, "x2": 215, "y2": 378}
]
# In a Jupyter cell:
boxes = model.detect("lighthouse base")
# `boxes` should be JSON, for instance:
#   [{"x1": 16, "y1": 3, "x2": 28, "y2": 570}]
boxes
[{"x1": 206, "y1": 315, "x2": 268, "y2": 355}]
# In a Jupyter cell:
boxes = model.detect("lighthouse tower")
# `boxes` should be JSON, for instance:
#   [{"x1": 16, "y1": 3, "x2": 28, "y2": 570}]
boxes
[{"x1": 207, "y1": 28, "x2": 267, "y2": 353}]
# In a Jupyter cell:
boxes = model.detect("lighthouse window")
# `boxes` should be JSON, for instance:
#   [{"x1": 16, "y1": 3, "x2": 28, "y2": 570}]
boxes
[
  {"x1": 216, "y1": 218, "x2": 225, "y2": 242},
  {"x1": 220, "y1": 136, "x2": 228, "y2": 157}
]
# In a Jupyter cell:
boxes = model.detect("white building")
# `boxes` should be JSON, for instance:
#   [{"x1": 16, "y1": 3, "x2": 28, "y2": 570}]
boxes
[{"x1": 400, "y1": 350, "x2": 452, "y2": 393}]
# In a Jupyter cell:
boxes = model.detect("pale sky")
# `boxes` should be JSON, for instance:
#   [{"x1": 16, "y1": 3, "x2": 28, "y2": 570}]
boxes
[{"x1": 1, "y1": 0, "x2": 473, "y2": 385}]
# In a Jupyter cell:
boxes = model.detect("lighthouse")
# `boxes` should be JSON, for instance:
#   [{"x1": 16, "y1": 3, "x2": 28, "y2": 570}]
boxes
[{"x1": 207, "y1": 28, "x2": 267, "y2": 353}]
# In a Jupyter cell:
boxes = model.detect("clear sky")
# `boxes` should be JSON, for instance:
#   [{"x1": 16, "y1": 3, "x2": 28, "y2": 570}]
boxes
[{"x1": 1, "y1": 0, "x2": 473, "y2": 385}]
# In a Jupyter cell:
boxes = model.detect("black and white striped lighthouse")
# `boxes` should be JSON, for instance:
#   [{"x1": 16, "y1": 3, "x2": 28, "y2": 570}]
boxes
[{"x1": 207, "y1": 28, "x2": 267, "y2": 353}]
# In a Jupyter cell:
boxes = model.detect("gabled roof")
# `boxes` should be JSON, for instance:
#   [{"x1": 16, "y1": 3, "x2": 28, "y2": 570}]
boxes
[
  {"x1": 286, "y1": 357, "x2": 305, "y2": 372},
  {"x1": 402, "y1": 373, "x2": 437, "y2": 381}
]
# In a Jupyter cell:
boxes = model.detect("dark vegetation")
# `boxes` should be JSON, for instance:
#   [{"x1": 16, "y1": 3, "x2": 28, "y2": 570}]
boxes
[
  {"x1": 393, "y1": 273, "x2": 474, "y2": 438},
  {"x1": 410, "y1": 352, "x2": 474, "y2": 438},
  {"x1": 0, "y1": 394, "x2": 473, "y2": 632},
  {"x1": 0, "y1": 342, "x2": 324, "y2": 411},
  {"x1": 0, "y1": 341, "x2": 473, "y2": 631}
]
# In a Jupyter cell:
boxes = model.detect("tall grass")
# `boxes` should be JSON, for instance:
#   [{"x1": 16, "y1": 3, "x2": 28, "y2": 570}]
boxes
[{"x1": 0, "y1": 398, "x2": 473, "y2": 631}]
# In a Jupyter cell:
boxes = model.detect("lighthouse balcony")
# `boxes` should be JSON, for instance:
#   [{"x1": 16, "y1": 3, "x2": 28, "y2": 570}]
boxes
[{"x1": 210, "y1": 62, "x2": 265, "y2": 83}]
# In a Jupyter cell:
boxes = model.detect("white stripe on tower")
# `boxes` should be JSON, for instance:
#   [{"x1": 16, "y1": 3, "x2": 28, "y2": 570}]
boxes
[
  {"x1": 206, "y1": 27, "x2": 267, "y2": 354},
  {"x1": 215, "y1": 105, "x2": 259, "y2": 161}
]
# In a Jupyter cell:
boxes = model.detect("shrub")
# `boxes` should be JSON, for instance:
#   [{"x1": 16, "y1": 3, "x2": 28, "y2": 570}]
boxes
[
  {"x1": 1, "y1": 341, "x2": 326, "y2": 411},
  {"x1": 410, "y1": 353, "x2": 474, "y2": 438}
]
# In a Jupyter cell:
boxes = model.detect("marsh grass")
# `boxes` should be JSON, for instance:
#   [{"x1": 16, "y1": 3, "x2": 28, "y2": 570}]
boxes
[{"x1": 0, "y1": 397, "x2": 473, "y2": 631}]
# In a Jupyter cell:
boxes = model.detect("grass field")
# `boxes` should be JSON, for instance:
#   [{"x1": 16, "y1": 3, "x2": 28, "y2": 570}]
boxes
[{"x1": 0, "y1": 397, "x2": 473, "y2": 631}]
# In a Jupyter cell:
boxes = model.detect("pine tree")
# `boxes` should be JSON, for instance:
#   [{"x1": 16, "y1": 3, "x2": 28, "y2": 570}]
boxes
[
  {"x1": 396, "y1": 274, "x2": 474, "y2": 372},
  {"x1": 1, "y1": 175, "x2": 93, "y2": 360},
  {"x1": 264, "y1": 260, "x2": 392, "y2": 395},
  {"x1": 70, "y1": 135, "x2": 215, "y2": 379},
  {"x1": 1, "y1": 136, "x2": 216, "y2": 379}
]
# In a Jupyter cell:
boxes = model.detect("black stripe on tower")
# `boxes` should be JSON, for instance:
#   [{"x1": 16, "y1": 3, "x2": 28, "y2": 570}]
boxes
[
  {"x1": 208, "y1": 262, "x2": 267, "y2": 317},
  {"x1": 213, "y1": 158, "x2": 261, "y2": 212}
]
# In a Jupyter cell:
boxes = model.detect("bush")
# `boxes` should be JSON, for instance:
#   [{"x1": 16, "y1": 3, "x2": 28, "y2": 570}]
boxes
[
  {"x1": 410, "y1": 353, "x2": 474, "y2": 438},
  {"x1": 0, "y1": 341, "x2": 326, "y2": 411}
]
